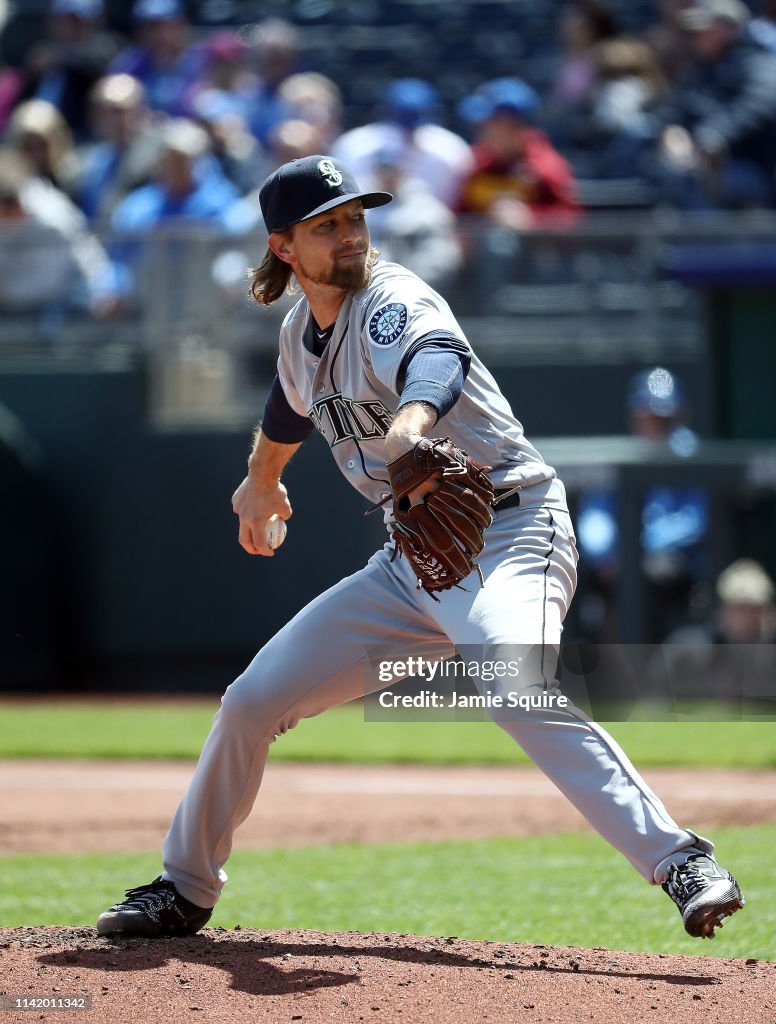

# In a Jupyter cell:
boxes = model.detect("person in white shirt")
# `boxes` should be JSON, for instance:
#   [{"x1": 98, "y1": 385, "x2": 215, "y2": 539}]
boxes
[{"x1": 332, "y1": 78, "x2": 473, "y2": 209}]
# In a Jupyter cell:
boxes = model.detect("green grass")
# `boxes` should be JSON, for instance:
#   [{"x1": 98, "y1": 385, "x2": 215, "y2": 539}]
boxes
[
  {"x1": 1, "y1": 699, "x2": 775, "y2": 767},
  {"x1": 1, "y1": 827, "x2": 772, "y2": 960}
]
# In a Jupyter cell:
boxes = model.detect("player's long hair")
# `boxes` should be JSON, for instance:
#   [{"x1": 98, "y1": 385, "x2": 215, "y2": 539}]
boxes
[
  {"x1": 250, "y1": 240, "x2": 380, "y2": 306},
  {"x1": 249, "y1": 240, "x2": 295, "y2": 306}
]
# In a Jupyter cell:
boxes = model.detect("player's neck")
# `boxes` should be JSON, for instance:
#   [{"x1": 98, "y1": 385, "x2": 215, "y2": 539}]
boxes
[{"x1": 298, "y1": 279, "x2": 350, "y2": 330}]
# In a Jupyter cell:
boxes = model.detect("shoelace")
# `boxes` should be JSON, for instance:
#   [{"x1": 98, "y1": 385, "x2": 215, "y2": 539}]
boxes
[
  {"x1": 121, "y1": 880, "x2": 174, "y2": 910},
  {"x1": 667, "y1": 857, "x2": 711, "y2": 900}
]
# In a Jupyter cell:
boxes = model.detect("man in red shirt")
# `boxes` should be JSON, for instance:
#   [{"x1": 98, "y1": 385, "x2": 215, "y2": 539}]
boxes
[{"x1": 457, "y1": 77, "x2": 580, "y2": 229}]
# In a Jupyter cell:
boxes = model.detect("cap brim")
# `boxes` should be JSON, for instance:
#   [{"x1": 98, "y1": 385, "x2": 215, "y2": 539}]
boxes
[{"x1": 272, "y1": 191, "x2": 392, "y2": 232}]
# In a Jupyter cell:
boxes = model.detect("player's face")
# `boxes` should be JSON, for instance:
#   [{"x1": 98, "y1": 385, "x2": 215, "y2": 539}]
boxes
[{"x1": 290, "y1": 200, "x2": 371, "y2": 290}]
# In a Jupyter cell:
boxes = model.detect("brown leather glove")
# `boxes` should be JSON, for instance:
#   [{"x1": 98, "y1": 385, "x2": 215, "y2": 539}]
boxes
[{"x1": 386, "y1": 437, "x2": 495, "y2": 598}]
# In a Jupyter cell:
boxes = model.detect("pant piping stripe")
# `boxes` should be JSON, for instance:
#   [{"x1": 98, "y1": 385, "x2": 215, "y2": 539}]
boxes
[{"x1": 540, "y1": 510, "x2": 556, "y2": 690}]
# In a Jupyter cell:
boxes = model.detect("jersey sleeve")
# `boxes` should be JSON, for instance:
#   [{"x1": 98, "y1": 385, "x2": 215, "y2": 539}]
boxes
[
  {"x1": 360, "y1": 266, "x2": 470, "y2": 395},
  {"x1": 397, "y1": 344, "x2": 469, "y2": 419},
  {"x1": 276, "y1": 322, "x2": 310, "y2": 419},
  {"x1": 262, "y1": 374, "x2": 314, "y2": 444}
]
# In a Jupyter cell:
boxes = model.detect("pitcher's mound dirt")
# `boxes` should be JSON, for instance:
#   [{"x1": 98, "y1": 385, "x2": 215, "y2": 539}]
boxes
[{"x1": 1, "y1": 927, "x2": 772, "y2": 1024}]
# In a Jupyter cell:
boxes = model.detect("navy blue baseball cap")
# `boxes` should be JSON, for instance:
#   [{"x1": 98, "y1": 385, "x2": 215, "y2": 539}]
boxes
[
  {"x1": 382, "y1": 79, "x2": 439, "y2": 129},
  {"x1": 259, "y1": 155, "x2": 392, "y2": 234},
  {"x1": 459, "y1": 77, "x2": 540, "y2": 124},
  {"x1": 628, "y1": 367, "x2": 684, "y2": 417}
]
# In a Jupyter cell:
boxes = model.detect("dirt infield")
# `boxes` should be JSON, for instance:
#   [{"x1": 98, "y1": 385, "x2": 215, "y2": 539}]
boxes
[
  {"x1": 0, "y1": 760, "x2": 775, "y2": 855},
  {"x1": 1, "y1": 926, "x2": 773, "y2": 1024},
  {"x1": 1, "y1": 761, "x2": 776, "y2": 856},
  {"x1": 2, "y1": 762, "x2": 773, "y2": 1022}
]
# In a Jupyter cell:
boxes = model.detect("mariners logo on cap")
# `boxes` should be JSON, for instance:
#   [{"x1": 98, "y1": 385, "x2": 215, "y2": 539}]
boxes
[
  {"x1": 369, "y1": 303, "x2": 408, "y2": 347},
  {"x1": 318, "y1": 159, "x2": 343, "y2": 188}
]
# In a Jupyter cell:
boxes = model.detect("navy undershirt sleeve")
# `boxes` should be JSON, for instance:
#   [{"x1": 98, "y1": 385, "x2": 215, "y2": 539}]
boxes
[
  {"x1": 397, "y1": 333, "x2": 471, "y2": 420},
  {"x1": 261, "y1": 374, "x2": 315, "y2": 444}
]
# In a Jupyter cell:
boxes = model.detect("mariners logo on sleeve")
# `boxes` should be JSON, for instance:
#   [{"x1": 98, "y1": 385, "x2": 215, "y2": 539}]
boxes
[{"x1": 368, "y1": 303, "x2": 408, "y2": 347}]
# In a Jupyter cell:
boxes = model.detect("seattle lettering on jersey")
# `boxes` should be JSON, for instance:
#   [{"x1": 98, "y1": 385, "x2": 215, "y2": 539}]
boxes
[
  {"x1": 309, "y1": 393, "x2": 394, "y2": 446},
  {"x1": 277, "y1": 262, "x2": 555, "y2": 505}
]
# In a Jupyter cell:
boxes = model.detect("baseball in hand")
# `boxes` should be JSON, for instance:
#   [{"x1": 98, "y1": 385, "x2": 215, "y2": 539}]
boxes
[{"x1": 266, "y1": 514, "x2": 287, "y2": 551}]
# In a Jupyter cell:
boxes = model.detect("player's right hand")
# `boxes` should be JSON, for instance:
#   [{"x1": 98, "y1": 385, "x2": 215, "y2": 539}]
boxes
[{"x1": 231, "y1": 477, "x2": 292, "y2": 556}]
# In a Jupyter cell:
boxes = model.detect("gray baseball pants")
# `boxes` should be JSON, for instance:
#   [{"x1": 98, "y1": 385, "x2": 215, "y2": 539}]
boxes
[{"x1": 161, "y1": 481, "x2": 708, "y2": 908}]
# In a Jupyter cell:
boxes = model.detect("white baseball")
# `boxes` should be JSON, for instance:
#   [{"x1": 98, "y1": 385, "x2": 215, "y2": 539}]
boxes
[{"x1": 266, "y1": 514, "x2": 287, "y2": 551}]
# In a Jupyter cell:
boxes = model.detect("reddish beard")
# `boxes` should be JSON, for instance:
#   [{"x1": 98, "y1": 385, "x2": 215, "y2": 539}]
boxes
[{"x1": 297, "y1": 249, "x2": 371, "y2": 290}]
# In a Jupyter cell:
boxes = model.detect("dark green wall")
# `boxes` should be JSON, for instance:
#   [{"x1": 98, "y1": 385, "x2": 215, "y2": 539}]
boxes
[
  {"x1": 0, "y1": 364, "x2": 385, "y2": 691},
  {"x1": 709, "y1": 290, "x2": 776, "y2": 439}
]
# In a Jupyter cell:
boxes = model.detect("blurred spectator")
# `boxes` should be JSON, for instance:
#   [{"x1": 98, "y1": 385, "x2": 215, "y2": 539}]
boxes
[
  {"x1": 190, "y1": 88, "x2": 265, "y2": 193},
  {"x1": 267, "y1": 117, "x2": 325, "y2": 167},
  {"x1": 332, "y1": 78, "x2": 473, "y2": 209},
  {"x1": 25, "y1": 0, "x2": 118, "y2": 141},
  {"x1": 580, "y1": 37, "x2": 667, "y2": 178},
  {"x1": 543, "y1": 36, "x2": 668, "y2": 179},
  {"x1": 0, "y1": 58, "x2": 25, "y2": 134},
  {"x1": 109, "y1": 118, "x2": 258, "y2": 296},
  {"x1": 457, "y1": 78, "x2": 579, "y2": 228},
  {"x1": 244, "y1": 18, "x2": 300, "y2": 148},
  {"x1": 278, "y1": 72, "x2": 342, "y2": 150},
  {"x1": 749, "y1": 0, "x2": 776, "y2": 55},
  {"x1": 576, "y1": 367, "x2": 708, "y2": 641},
  {"x1": 653, "y1": 559, "x2": 776, "y2": 707},
  {"x1": 714, "y1": 559, "x2": 776, "y2": 644},
  {"x1": 187, "y1": 30, "x2": 255, "y2": 123},
  {"x1": 551, "y1": 0, "x2": 622, "y2": 108},
  {"x1": 0, "y1": 149, "x2": 121, "y2": 317},
  {"x1": 642, "y1": 0, "x2": 696, "y2": 86},
  {"x1": 5, "y1": 98, "x2": 78, "y2": 196},
  {"x1": 659, "y1": 0, "x2": 776, "y2": 208},
  {"x1": 366, "y1": 145, "x2": 463, "y2": 292},
  {"x1": 110, "y1": 118, "x2": 251, "y2": 233},
  {"x1": 75, "y1": 73, "x2": 159, "y2": 224},
  {"x1": 109, "y1": 0, "x2": 201, "y2": 118}
]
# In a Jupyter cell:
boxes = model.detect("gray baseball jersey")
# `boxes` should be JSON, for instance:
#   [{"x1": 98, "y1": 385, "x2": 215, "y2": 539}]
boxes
[{"x1": 276, "y1": 260, "x2": 555, "y2": 510}]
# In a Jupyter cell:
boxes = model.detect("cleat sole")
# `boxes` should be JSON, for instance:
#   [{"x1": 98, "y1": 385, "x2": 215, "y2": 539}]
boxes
[{"x1": 685, "y1": 897, "x2": 744, "y2": 938}]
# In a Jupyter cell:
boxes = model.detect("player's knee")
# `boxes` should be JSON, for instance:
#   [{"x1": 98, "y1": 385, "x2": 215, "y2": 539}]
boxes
[
  {"x1": 219, "y1": 672, "x2": 306, "y2": 743},
  {"x1": 270, "y1": 710, "x2": 302, "y2": 740},
  {"x1": 219, "y1": 671, "x2": 282, "y2": 726}
]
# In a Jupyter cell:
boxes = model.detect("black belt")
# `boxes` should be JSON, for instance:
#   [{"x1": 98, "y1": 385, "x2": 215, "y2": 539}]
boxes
[{"x1": 492, "y1": 487, "x2": 521, "y2": 512}]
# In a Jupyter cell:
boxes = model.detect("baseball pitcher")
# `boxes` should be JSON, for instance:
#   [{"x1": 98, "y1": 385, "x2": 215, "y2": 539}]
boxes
[{"x1": 97, "y1": 156, "x2": 744, "y2": 942}]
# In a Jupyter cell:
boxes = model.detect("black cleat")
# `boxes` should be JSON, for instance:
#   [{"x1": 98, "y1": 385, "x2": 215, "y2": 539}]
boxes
[
  {"x1": 96, "y1": 876, "x2": 213, "y2": 938},
  {"x1": 662, "y1": 853, "x2": 745, "y2": 938}
]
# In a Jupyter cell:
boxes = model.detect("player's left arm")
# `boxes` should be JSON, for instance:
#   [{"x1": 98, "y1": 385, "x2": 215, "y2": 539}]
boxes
[
  {"x1": 384, "y1": 341, "x2": 471, "y2": 501},
  {"x1": 384, "y1": 339, "x2": 470, "y2": 458},
  {"x1": 385, "y1": 400, "x2": 438, "y2": 460}
]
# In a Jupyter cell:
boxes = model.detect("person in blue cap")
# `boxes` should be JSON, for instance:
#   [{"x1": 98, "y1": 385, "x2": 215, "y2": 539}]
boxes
[
  {"x1": 109, "y1": 0, "x2": 202, "y2": 118},
  {"x1": 576, "y1": 366, "x2": 709, "y2": 642},
  {"x1": 332, "y1": 78, "x2": 473, "y2": 209},
  {"x1": 457, "y1": 77, "x2": 579, "y2": 228}
]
